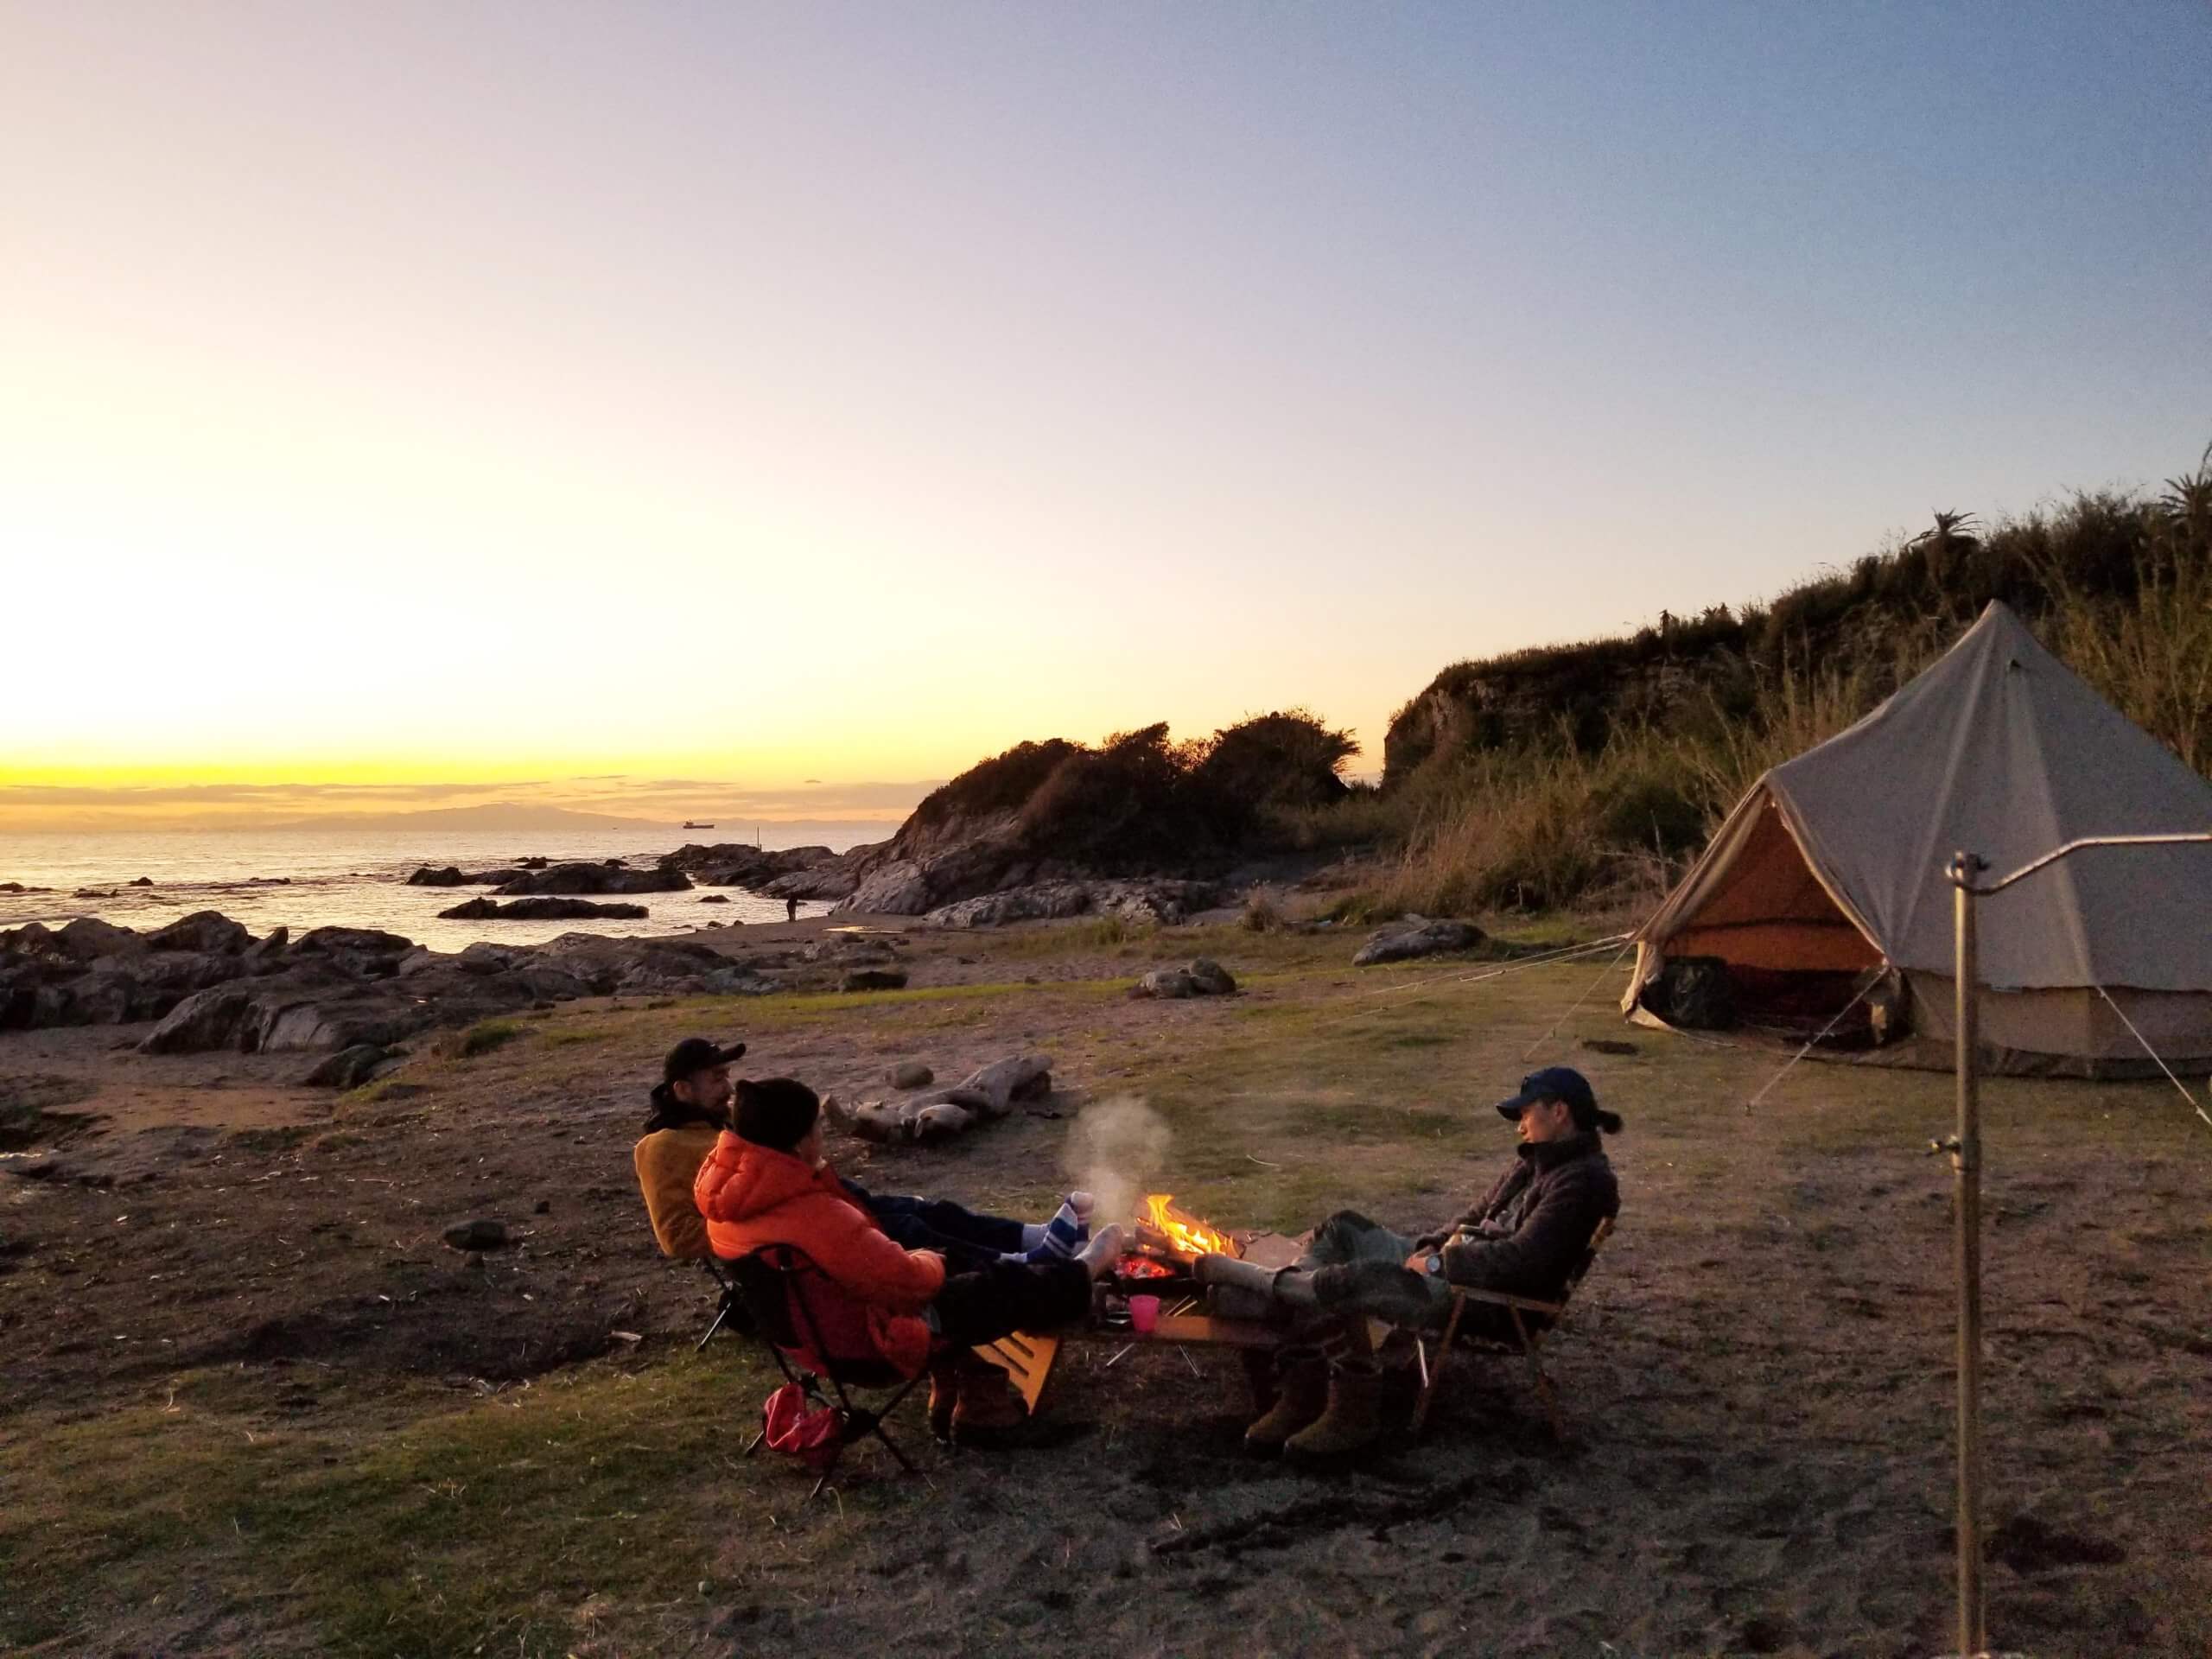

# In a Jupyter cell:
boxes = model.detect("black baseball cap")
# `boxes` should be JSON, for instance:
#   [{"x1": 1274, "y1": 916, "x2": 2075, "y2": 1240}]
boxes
[
  {"x1": 1497, "y1": 1065, "x2": 1597, "y2": 1122},
  {"x1": 662, "y1": 1036, "x2": 746, "y2": 1084}
]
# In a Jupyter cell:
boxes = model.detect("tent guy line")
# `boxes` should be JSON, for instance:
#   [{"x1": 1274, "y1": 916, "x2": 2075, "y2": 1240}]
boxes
[
  {"x1": 1738, "y1": 965, "x2": 1891, "y2": 1116},
  {"x1": 1522, "y1": 935, "x2": 1640, "y2": 1060},
  {"x1": 2092, "y1": 983, "x2": 2212, "y2": 1134}
]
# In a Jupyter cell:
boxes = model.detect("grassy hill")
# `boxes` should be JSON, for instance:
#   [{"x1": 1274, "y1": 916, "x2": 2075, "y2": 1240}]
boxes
[{"x1": 1325, "y1": 442, "x2": 2212, "y2": 917}]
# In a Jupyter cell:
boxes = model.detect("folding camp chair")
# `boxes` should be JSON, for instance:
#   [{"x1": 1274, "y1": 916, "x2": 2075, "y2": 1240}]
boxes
[
  {"x1": 696, "y1": 1255, "x2": 750, "y2": 1351},
  {"x1": 728, "y1": 1244, "x2": 927, "y2": 1499},
  {"x1": 1408, "y1": 1217, "x2": 1614, "y2": 1441}
]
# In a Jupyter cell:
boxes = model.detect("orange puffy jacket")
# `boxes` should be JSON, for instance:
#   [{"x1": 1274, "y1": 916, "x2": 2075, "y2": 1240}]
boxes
[{"x1": 693, "y1": 1132, "x2": 947, "y2": 1377}]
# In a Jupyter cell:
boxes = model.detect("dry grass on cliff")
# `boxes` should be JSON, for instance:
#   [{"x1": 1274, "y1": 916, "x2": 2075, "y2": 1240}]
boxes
[{"x1": 1344, "y1": 476, "x2": 2212, "y2": 923}]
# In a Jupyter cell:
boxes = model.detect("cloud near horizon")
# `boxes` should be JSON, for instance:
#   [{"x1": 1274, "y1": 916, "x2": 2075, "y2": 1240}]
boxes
[{"x1": 0, "y1": 776, "x2": 938, "y2": 832}]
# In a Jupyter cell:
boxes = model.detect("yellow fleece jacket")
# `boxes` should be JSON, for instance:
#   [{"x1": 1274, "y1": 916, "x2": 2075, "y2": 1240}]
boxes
[{"x1": 633, "y1": 1125, "x2": 720, "y2": 1259}]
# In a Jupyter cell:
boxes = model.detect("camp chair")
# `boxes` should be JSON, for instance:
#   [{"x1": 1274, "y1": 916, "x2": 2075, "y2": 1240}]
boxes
[
  {"x1": 1408, "y1": 1216, "x2": 1614, "y2": 1442},
  {"x1": 696, "y1": 1255, "x2": 749, "y2": 1351},
  {"x1": 727, "y1": 1244, "x2": 927, "y2": 1499}
]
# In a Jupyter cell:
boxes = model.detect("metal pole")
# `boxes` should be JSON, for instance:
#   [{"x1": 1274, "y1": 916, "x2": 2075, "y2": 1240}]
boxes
[
  {"x1": 1949, "y1": 851, "x2": 1986, "y2": 1659},
  {"x1": 1931, "y1": 830, "x2": 2210, "y2": 1659}
]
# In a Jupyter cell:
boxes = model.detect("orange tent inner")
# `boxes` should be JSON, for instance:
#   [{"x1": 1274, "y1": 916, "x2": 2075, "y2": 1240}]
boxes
[{"x1": 1670, "y1": 798, "x2": 1883, "y2": 976}]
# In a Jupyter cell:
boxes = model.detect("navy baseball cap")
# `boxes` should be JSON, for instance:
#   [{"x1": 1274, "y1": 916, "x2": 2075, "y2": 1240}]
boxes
[{"x1": 1497, "y1": 1065, "x2": 1597, "y2": 1122}]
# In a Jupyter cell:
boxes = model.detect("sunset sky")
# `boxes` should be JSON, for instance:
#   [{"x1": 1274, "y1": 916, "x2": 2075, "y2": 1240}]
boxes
[{"x1": 4, "y1": 3, "x2": 2206, "y2": 830}]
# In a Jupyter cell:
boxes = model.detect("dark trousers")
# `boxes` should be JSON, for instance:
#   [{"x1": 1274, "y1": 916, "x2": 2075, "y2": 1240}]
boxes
[
  {"x1": 842, "y1": 1180, "x2": 1025, "y2": 1268},
  {"x1": 931, "y1": 1257, "x2": 1091, "y2": 1348}
]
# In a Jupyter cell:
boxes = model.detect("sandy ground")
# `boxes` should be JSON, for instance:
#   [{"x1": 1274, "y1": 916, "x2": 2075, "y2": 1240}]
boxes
[{"x1": 3, "y1": 917, "x2": 2208, "y2": 1656}]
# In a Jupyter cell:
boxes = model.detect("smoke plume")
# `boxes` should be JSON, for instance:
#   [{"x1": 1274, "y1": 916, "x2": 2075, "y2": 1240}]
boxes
[{"x1": 1064, "y1": 1095, "x2": 1170, "y2": 1229}]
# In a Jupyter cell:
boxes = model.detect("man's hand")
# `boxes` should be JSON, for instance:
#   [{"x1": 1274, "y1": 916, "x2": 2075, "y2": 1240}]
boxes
[{"x1": 1403, "y1": 1249, "x2": 1430, "y2": 1273}]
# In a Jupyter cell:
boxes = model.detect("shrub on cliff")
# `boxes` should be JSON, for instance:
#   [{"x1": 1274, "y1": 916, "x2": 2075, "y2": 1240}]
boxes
[{"x1": 914, "y1": 710, "x2": 1358, "y2": 875}]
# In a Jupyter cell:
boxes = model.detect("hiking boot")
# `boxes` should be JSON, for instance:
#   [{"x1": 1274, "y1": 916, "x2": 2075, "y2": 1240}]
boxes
[
  {"x1": 950, "y1": 1359, "x2": 1027, "y2": 1443},
  {"x1": 1243, "y1": 1348, "x2": 1328, "y2": 1456},
  {"x1": 1284, "y1": 1357, "x2": 1385, "y2": 1464}
]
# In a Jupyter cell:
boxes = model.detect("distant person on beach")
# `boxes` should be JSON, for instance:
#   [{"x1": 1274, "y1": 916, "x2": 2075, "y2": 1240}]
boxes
[
  {"x1": 695, "y1": 1077, "x2": 1123, "y2": 1440},
  {"x1": 785, "y1": 897, "x2": 798, "y2": 923},
  {"x1": 1199, "y1": 1065, "x2": 1622, "y2": 1461}
]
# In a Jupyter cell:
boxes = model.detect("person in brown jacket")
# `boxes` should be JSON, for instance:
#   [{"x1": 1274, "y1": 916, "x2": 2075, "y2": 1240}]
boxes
[{"x1": 1202, "y1": 1065, "x2": 1622, "y2": 1462}]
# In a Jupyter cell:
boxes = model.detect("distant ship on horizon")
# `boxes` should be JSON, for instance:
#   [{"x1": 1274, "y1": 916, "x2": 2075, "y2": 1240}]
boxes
[{"x1": 681, "y1": 820, "x2": 715, "y2": 829}]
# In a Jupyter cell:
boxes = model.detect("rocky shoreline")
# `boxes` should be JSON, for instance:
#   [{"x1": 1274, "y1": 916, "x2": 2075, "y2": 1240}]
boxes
[
  {"x1": 0, "y1": 911, "x2": 798, "y2": 1065},
  {"x1": 656, "y1": 837, "x2": 1223, "y2": 926}
]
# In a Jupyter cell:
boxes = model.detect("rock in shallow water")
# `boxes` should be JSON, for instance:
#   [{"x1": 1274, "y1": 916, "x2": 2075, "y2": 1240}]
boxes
[{"x1": 435, "y1": 897, "x2": 649, "y2": 921}]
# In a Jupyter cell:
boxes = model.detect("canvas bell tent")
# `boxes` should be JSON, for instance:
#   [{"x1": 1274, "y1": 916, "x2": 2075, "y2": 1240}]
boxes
[{"x1": 1624, "y1": 602, "x2": 2212, "y2": 1076}]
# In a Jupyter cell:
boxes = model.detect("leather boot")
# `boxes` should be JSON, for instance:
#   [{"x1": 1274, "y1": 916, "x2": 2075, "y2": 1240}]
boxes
[
  {"x1": 1284, "y1": 1357, "x2": 1385, "y2": 1463},
  {"x1": 950, "y1": 1357, "x2": 1027, "y2": 1443},
  {"x1": 1243, "y1": 1348, "x2": 1328, "y2": 1456},
  {"x1": 1240, "y1": 1347, "x2": 1278, "y2": 1416}
]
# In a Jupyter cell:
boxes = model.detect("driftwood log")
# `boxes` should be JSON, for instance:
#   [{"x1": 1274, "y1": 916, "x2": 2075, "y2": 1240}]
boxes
[{"x1": 825, "y1": 1054, "x2": 1052, "y2": 1144}]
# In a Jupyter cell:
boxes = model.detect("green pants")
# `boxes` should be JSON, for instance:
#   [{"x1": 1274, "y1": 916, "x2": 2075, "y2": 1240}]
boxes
[{"x1": 1296, "y1": 1210, "x2": 1453, "y2": 1325}]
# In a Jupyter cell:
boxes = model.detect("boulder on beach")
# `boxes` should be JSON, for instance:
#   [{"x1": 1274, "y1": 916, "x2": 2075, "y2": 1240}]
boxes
[
  {"x1": 289, "y1": 926, "x2": 417, "y2": 979},
  {"x1": 301, "y1": 1043, "x2": 399, "y2": 1089},
  {"x1": 836, "y1": 1053, "x2": 1052, "y2": 1144},
  {"x1": 891, "y1": 1061, "x2": 933, "y2": 1090},
  {"x1": 658, "y1": 843, "x2": 842, "y2": 891},
  {"x1": 442, "y1": 1218, "x2": 510, "y2": 1252},
  {"x1": 1351, "y1": 917, "x2": 1486, "y2": 966},
  {"x1": 761, "y1": 866, "x2": 858, "y2": 901},
  {"x1": 919, "y1": 878, "x2": 1218, "y2": 929},
  {"x1": 128, "y1": 876, "x2": 154, "y2": 887},
  {"x1": 493, "y1": 862, "x2": 690, "y2": 896},
  {"x1": 839, "y1": 968, "x2": 909, "y2": 992},
  {"x1": 55, "y1": 917, "x2": 148, "y2": 962},
  {"x1": 841, "y1": 861, "x2": 932, "y2": 915},
  {"x1": 1130, "y1": 957, "x2": 1236, "y2": 1000},
  {"x1": 0, "y1": 881, "x2": 51, "y2": 893},
  {"x1": 437, "y1": 897, "x2": 650, "y2": 921},
  {"x1": 145, "y1": 912, "x2": 252, "y2": 956}
]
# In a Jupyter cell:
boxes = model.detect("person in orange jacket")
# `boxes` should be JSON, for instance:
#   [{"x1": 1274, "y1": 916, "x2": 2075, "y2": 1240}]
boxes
[
  {"x1": 635, "y1": 1036, "x2": 1093, "y2": 1264},
  {"x1": 696, "y1": 1077, "x2": 1124, "y2": 1438}
]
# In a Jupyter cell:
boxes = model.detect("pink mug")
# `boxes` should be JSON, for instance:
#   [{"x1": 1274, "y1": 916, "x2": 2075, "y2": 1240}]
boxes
[{"x1": 1128, "y1": 1294, "x2": 1160, "y2": 1335}]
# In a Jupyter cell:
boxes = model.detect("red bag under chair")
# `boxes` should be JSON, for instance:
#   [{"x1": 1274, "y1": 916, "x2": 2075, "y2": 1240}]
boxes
[
  {"x1": 760, "y1": 1382, "x2": 842, "y2": 1470},
  {"x1": 729, "y1": 1244, "x2": 929, "y2": 1499}
]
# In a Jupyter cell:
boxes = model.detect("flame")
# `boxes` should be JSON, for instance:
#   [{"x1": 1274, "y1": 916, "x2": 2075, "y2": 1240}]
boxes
[{"x1": 1143, "y1": 1193, "x2": 1238, "y2": 1258}]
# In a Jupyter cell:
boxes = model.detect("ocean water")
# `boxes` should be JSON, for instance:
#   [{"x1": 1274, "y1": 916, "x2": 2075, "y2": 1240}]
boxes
[{"x1": 0, "y1": 824, "x2": 887, "y2": 953}]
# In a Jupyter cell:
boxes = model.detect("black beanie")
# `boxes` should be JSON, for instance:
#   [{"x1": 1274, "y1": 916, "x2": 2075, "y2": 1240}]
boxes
[{"x1": 734, "y1": 1077, "x2": 821, "y2": 1153}]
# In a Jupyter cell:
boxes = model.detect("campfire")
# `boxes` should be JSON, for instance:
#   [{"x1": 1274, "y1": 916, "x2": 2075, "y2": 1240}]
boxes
[{"x1": 1109, "y1": 1193, "x2": 1240, "y2": 1294}]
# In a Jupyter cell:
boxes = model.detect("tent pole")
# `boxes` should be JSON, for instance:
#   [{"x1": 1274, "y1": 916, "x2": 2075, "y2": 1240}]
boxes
[{"x1": 1948, "y1": 850, "x2": 1987, "y2": 1659}]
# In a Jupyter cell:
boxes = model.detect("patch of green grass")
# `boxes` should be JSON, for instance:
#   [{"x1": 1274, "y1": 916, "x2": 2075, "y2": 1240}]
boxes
[
  {"x1": 443, "y1": 1018, "x2": 528, "y2": 1059},
  {"x1": 541, "y1": 1024, "x2": 613, "y2": 1047},
  {"x1": 0, "y1": 1352, "x2": 893, "y2": 1656}
]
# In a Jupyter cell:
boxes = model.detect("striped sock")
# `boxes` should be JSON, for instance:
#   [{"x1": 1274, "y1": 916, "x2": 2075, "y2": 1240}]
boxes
[{"x1": 1025, "y1": 1193, "x2": 1092, "y2": 1262}]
